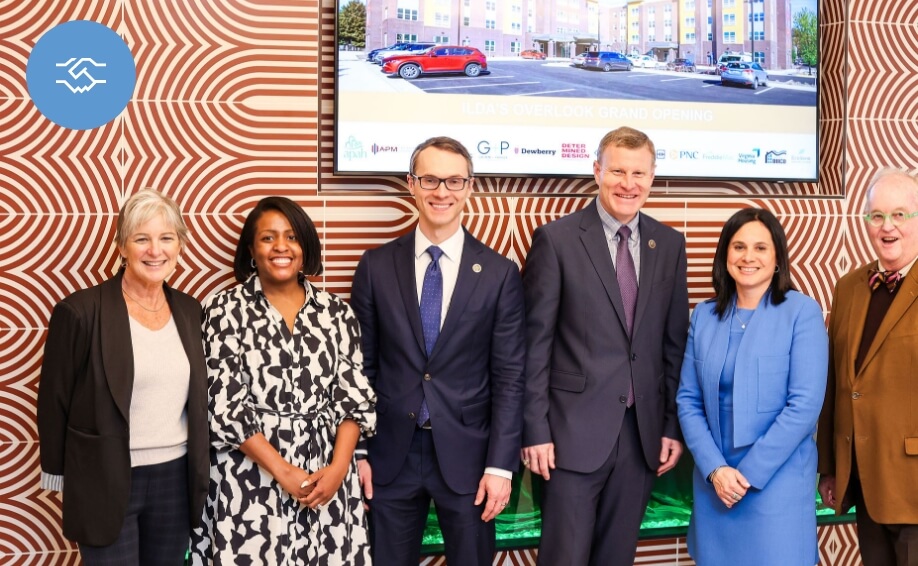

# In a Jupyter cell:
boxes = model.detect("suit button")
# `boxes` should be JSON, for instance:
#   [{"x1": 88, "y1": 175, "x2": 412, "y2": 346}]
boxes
[
  {"x1": 424, "y1": 373, "x2": 432, "y2": 381},
  {"x1": 619, "y1": 395, "x2": 628, "y2": 403},
  {"x1": 852, "y1": 392, "x2": 861, "y2": 399},
  {"x1": 408, "y1": 412, "x2": 417, "y2": 420},
  {"x1": 631, "y1": 353, "x2": 637, "y2": 361}
]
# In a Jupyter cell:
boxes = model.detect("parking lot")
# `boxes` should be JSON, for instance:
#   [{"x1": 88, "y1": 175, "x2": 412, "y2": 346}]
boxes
[{"x1": 339, "y1": 56, "x2": 817, "y2": 107}]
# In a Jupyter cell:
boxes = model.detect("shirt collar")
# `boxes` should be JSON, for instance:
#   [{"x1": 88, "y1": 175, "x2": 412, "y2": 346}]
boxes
[
  {"x1": 415, "y1": 226, "x2": 464, "y2": 262},
  {"x1": 595, "y1": 198, "x2": 640, "y2": 239},
  {"x1": 877, "y1": 255, "x2": 918, "y2": 277},
  {"x1": 245, "y1": 272, "x2": 319, "y2": 308}
]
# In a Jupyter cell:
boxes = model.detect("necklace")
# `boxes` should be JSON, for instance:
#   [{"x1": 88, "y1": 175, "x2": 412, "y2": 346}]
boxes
[
  {"x1": 733, "y1": 309, "x2": 752, "y2": 329},
  {"x1": 122, "y1": 286, "x2": 167, "y2": 313}
]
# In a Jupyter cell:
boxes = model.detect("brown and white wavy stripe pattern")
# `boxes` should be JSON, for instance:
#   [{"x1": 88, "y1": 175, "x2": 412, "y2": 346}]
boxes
[{"x1": 0, "y1": 0, "x2": 893, "y2": 561}]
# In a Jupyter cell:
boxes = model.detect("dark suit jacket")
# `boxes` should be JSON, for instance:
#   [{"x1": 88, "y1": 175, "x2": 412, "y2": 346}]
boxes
[
  {"x1": 351, "y1": 229, "x2": 526, "y2": 494},
  {"x1": 523, "y1": 202, "x2": 689, "y2": 473},
  {"x1": 37, "y1": 271, "x2": 209, "y2": 546},
  {"x1": 818, "y1": 263, "x2": 918, "y2": 524}
]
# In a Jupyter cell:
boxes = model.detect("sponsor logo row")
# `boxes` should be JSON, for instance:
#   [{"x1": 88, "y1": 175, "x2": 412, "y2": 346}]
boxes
[
  {"x1": 343, "y1": 137, "x2": 815, "y2": 168},
  {"x1": 341, "y1": 137, "x2": 594, "y2": 162},
  {"x1": 656, "y1": 148, "x2": 813, "y2": 165}
]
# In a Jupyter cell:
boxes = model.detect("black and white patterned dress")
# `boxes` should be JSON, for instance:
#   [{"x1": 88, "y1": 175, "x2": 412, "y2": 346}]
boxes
[{"x1": 190, "y1": 275, "x2": 376, "y2": 565}]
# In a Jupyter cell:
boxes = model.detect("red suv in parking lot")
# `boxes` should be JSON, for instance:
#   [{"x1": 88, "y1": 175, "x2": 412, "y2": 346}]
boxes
[
  {"x1": 381, "y1": 46, "x2": 488, "y2": 79},
  {"x1": 520, "y1": 50, "x2": 546, "y2": 60}
]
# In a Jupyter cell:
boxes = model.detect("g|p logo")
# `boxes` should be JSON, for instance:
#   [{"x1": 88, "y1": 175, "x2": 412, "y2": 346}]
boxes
[{"x1": 26, "y1": 20, "x2": 136, "y2": 130}]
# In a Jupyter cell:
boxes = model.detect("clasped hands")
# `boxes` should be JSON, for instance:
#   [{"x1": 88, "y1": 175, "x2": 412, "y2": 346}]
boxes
[
  {"x1": 711, "y1": 465, "x2": 751, "y2": 509},
  {"x1": 279, "y1": 462, "x2": 348, "y2": 509}
]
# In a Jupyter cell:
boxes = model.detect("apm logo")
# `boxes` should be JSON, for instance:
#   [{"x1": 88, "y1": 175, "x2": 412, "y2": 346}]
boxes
[{"x1": 26, "y1": 20, "x2": 136, "y2": 130}]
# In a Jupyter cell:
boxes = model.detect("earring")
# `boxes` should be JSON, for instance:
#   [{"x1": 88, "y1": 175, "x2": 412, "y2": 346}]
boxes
[
  {"x1": 250, "y1": 258, "x2": 257, "y2": 269},
  {"x1": 121, "y1": 257, "x2": 127, "y2": 268},
  {"x1": 774, "y1": 266, "x2": 780, "y2": 273}
]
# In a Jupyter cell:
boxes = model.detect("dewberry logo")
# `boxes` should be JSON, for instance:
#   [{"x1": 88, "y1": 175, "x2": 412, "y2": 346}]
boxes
[{"x1": 26, "y1": 20, "x2": 136, "y2": 130}]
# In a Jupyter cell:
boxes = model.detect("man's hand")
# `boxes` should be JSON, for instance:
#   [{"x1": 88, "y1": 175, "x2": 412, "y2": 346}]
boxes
[
  {"x1": 818, "y1": 474, "x2": 837, "y2": 508},
  {"x1": 657, "y1": 437, "x2": 682, "y2": 476},
  {"x1": 475, "y1": 473, "x2": 512, "y2": 522},
  {"x1": 521, "y1": 443, "x2": 556, "y2": 480},
  {"x1": 357, "y1": 459, "x2": 373, "y2": 511}
]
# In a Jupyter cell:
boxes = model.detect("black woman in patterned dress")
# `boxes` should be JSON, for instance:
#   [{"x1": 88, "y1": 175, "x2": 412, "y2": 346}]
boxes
[{"x1": 191, "y1": 197, "x2": 376, "y2": 565}]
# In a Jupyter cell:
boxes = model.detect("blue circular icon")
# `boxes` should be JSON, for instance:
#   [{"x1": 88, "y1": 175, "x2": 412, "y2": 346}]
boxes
[{"x1": 26, "y1": 20, "x2": 136, "y2": 130}]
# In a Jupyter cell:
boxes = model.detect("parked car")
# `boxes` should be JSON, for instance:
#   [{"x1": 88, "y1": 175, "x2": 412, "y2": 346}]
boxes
[
  {"x1": 582, "y1": 51, "x2": 632, "y2": 72},
  {"x1": 372, "y1": 42, "x2": 437, "y2": 64},
  {"x1": 716, "y1": 52, "x2": 753, "y2": 74},
  {"x1": 366, "y1": 42, "x2": 406, "y2": 63},
  {"x1": 666, "y1": 58, "x2": 697, "y2": 72},
  {"x1": 381, "y1": 46, "x2": 488, "y2": 79},
  {"x1": 631, "y1": 55, "x2": 661, "y2": 69},
  {"x1": 520, "y1": 49, "x2": 546, "y2": 60},
  {"x1": 720, "y1": 62, "x2": 769, "y2": 89},
  {"x1": 570, "y1": 52, "x2": 587, "y2": 67}
]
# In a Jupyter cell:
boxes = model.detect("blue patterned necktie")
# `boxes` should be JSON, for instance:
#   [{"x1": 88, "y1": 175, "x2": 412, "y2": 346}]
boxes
[
  {"x1": 417, "y1": 245, "x2": 444, "y2": 426},
  {"x1": 616, "y1": 226, "x2": 637, "y2": 407}
]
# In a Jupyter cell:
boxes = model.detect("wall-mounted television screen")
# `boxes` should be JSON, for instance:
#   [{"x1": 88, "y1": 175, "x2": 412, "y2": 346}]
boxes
[{"x1": 335, "y1": 0, "x2": 819, "y2": 182}]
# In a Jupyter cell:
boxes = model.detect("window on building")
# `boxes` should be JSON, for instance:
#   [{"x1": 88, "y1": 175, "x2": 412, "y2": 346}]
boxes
[
  {"x1": 485, "y1": 19, "x2": 496, "y2": 29},
  {"x1": 484, "y1": 40, "x2": 495, "y2": 52},
  {"x1": 397, "y1": 8, "x2": 418, "y2": 21},
  {"x1": 510, "y1": 41, "x2": 521, "y2": 53},
  {"x1": 664, "y1": 33, "x2": 672, "y2": 42},
  {"x1": 754, "y1": 51, "x2": 764, "y2": 63},
  {"x1": 463, "y1": 16, "x2": 469, "y2": 26},
  {"x1": 724, "y1": 0, "x2": 735, "y2": 7},
  {"x1": 754, "y1": 31, "x2": 764, "y2": 40},
  {"x1": 686, "y1": 17, "x2": 695, "y2": 26},
  {"x1": 511, "y1": 22, "x2": 521, "y2": 31},
  {"x1": 396, "y1": 33, "x2": 418, "y2": 42},
  {"x1": 648, "y1": 34, "x2": 655, "y2": 42},
  {"x1": 686, "y1": 32, "x2": 696, "y2": 40},
  {"x1": 723, "y1": 14, "x2": 735, "y2": 25},
  {"x1": 724, "y1": 31, "x2": 736, "y2": 42},
  {"x1": 631, "y1": 33, "x2": 639, "y2": 43},
  {"x1": 434, "y1": 35, "x2": 449, "y2": 43}
]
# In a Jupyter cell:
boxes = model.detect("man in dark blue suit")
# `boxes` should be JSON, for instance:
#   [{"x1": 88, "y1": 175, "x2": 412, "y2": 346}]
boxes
[
  {"x1": 522, "y1": 127, "x2": 689, "y2": 565},
  {"x1": 351, "y1": 136, "x2": 526, "y2": 566}
]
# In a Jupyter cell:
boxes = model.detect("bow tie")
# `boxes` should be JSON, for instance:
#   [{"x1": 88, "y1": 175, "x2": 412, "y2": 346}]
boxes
[{"x1": 868, "y1": 268, "x2": 902, "y2": 293}]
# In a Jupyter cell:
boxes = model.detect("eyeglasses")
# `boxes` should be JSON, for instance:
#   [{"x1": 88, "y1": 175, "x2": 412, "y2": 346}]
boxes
[
  {"x1": 411, "y1": 175, "x2": 471, "y2": 192},
  {"x1": 863, "y1": 210, "x2": 918, "y2": 227}
]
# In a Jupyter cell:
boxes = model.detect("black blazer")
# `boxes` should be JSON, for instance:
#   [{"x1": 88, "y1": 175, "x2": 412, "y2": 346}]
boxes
[
  {"x1": 351, "y1": 229, "x2": 526, "y2": 494},
  {"x1": 37, "y1": 271, "x2": 208, "y2": 546}
]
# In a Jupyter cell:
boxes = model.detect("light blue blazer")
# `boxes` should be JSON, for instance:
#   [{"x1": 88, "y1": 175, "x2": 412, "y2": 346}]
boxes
[{"x1": 677, "y1": 290, "x2": 828, "y2": 489}]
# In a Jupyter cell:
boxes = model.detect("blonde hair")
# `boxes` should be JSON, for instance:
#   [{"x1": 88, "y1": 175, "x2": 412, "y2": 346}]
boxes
[
  {"x1": 115, "y1": 188, "x2": 189, "y2": 249},
  {"x1": 595, "y1": 126, "x2": 656, "y2": 167}
]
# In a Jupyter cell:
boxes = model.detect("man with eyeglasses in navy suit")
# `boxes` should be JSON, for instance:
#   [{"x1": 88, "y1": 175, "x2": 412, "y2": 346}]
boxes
[{"x1": 351, "y1": 136, "x2": 526, "y2": 565}]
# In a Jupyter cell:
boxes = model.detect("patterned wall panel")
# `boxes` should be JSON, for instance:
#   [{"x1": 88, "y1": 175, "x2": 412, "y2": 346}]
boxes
[{"x1": 0, "y1": 0, "x2": 905, "y2": 562}]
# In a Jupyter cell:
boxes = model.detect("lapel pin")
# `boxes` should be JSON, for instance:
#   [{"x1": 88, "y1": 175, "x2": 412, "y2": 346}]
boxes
[
  {"x1": 473, "y1": 264, "x2": 482, "y2": 273},
  {"x1": 648, "y1": 239, "x2": 656, "y2": 249}
]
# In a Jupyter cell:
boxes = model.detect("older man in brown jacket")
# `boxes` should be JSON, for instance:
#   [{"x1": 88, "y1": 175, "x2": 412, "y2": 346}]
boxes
[{"x1": 818, "y1": 169, "x2": 918, "y2": 565}]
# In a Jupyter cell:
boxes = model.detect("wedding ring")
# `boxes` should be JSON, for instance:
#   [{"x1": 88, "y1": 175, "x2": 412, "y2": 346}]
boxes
[
  {"x1": 522, "y1": 459, "x2": 530, "y2": 467},
  {"x1": 731, "y1": 492, "x2": 740, "y2": 501},
  {"x1": 500, "y1": 502, "x2": 508, "y2": 506}
]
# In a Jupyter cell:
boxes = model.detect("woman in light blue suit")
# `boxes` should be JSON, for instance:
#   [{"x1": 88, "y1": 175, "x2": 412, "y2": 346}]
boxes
[{"x1": 677, "y1": 208, "x2": 828, "y2": 566}]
